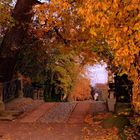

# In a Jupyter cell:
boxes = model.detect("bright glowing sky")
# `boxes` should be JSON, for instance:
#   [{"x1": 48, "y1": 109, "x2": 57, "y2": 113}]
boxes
[{"x1": 86, "y1": 63, "x2": 108, "y2": 86}]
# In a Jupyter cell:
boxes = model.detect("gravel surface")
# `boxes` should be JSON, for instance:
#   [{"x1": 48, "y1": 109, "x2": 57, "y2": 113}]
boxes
[{"x1": 39, "y1": 102, "x2": 77, "y2": 123}]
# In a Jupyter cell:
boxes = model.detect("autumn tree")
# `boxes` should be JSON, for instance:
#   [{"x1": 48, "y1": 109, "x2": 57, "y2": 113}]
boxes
[
  {"x1": 76, "y1": 0, "x2": 140, "y2": 112},
  {"x1": 44, "y1": 48, "x2": 81, "y2": 101},
  {"x1": 16, "y1": 40, "x2": 47, "y2": 83},
  {"x1": 0, "y1": 0, "x2": 139, "y2": 112},
  {"x1": 0, "y1": 0, "x2": 41, "y2": 82},
  {"x1": 0, "y1": 0, "x2": 43, "y2": 110},
  {"x1": 34, "y1": 0, "x2": 140, "y2": 112},
  {"x1": 68, "y1": 75, "x2": 91, "y2": 101}
]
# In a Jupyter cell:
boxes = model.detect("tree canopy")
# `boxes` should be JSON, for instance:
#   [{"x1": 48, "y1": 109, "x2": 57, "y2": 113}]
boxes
[{"x1": 0, "y1": 0, "x2": 140, "y2": 111}]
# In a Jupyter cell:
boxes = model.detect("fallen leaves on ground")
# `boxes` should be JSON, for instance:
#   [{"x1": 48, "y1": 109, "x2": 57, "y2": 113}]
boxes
[
  {"x1": 47, "y1": 126, "x2": 54, "y2": 131},
  {"x1": 123, "y1": 117, "x2": 140, "y2": 140},
  {"x1": 83, "y1": 113, "x2": 120, "y2": 140},
  {"x1": 93, "y1": 113, "x2": 112, "y2": 121},
  {"x1": 2, "y1": 134, "x2": 12, "y2": 140},
  {"x1": 84, "y1": 114, "x2": 94, "y2": 125}
]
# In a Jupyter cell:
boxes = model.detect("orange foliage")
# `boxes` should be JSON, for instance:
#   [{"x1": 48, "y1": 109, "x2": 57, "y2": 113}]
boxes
[
  {"x1": 76, "y1": 0, "x2": 140, "y2": 109},
  {"x1": 68, "y1": 76, "x2": 91, "y2": 101},
  {"x1": 24, "y1": 0, "x2": 140, "y2": 111}
]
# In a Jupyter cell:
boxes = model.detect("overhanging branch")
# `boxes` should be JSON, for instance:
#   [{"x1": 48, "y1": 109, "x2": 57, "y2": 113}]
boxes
[{"x1": 54, "y1": 27, "x2": 70, "y2": 45}]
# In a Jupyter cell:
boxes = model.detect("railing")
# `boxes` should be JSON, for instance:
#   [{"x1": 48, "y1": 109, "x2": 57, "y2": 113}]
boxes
[
  {"x1": 23, "y1": 84, "x2": 34, "y2": 98},
  {"x1": 2, "y1": 79, "x2": 20, "y2": 102},
  {"x1": 23, "y1": 84, "x2": 44, "y2": 100},
  {"x1": 0, "y1": 79, "x2": 44, "y2": 103}
]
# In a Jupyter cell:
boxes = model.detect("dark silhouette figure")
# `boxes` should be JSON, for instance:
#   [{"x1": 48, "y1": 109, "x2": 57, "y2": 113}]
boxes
[{"x1": 90, "y1": 86, "x2": 102, "y2": 101}]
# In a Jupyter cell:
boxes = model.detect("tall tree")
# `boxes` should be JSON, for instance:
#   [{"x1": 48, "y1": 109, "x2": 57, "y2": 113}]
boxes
[
  {"x1": 0, "y1": 0, "x2": 40, "y2": 82},
  {"x1": 36, "y1": 0, "x2": 140, "y2": 111},
  {"x1": 0, "y1": 0, "x2": 139, "y2": 112}
]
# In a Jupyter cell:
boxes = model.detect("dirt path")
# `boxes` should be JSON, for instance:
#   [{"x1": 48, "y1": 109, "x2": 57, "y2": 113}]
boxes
[{"x1": 0, "y1": 100, "x2": 120, "y2": 140}]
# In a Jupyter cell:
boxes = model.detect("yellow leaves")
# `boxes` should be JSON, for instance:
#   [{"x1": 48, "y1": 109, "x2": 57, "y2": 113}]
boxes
[
  {"x1": 96, "y1": 12, "x2": 104, "y2": 20},
  {"x1": 134, "y1": 115, "x2": 140, "y2": 126},
  {"x1": 134, "y1": 102, "x2": 140, "y2": 113},
  {"x1": 90, "y1": 28, "x2": 97, "y2": 36},
  {"x1": 81, "y1": 127, "x2": 91, "y2": 140},
  {"x1": 133, "y1": 22, "x2": 140, "y2": 31},
  {"x1": 0, "y1": 2, "x2": 14, "y2": 28},
  {"x1": 84, "y1": 114, "x2": 94, "y2": 125},
  {"x1": 51, "y1": 0, "x2": 70, "y2": 9},
  {"x1": 123, "y1": 26, "x2": 128, "y2": 32},
  {"x1": 129, "y1": 66, "x2": 138, "y2": 78},
  {"x1": 122, "y1": 46, "x2": 129, "y2": 56},
  {"x1": 34, "y1": 0, "x2": 72, "y2": 31},
  {"x1": 102, "y1": 2, "x2": 109, "y2": 11},
  {"x1": 85, "y1": 17, "x2": 92, "y2": 27},
  {"x1": 62, "y1": 1, "x2": 70, "y2": 9},
  {"x1": 115, "y1": 35, "x2": 121, "y2": 43},
  {"x1": 77, "y1": 7, "x2": 85, "y2": 17},
  {"x1": 112, "y1": 0, "x2": 119, "y2": 9},
  {"x1": 125, "y1": 4, "x2": 136, "y2": 11},
  {"x1": 135, "y1": 31, "x2": 140, "y2": 39},
  {"x1": 82, "y1": 113, "x2": 120, "y2": 140},
  {"x1": 68, "y1": 75, "x2": 91, "y2": 101},
  {"x1": 138, "y1": 13, "x2": 140, "y2": 18},
  {"x1": 100, "y1": 16, "x2": 109, "y2": 27},
  {"x1": 38, "y1": 15, "x2": 46, "y2": 25},
  {"x1": 113, "y1": 43, "x2": 139, "y2": 75},
  {"x1": 94, "y1": 1, "x2": 102, "y2": 10},
  {"x1": 82, "y1": 27, "x2": 86, "y2": 32},
  {"x1": 33, "y1": 0, "x2": 140, "y2": 113}
]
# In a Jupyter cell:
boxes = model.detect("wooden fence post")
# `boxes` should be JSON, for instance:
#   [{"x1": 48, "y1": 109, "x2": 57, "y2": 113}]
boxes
[
  {"x1": 18, "y1": 77, "x2": 24, "y2": 98},
  {"x1": 0, "y1": 83, "x2": 5, "y2": 111}
]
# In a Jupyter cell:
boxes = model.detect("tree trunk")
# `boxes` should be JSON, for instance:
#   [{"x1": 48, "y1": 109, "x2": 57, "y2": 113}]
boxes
[{"x1": 0, "y1": 0, "x2": 39, "y2": 82}]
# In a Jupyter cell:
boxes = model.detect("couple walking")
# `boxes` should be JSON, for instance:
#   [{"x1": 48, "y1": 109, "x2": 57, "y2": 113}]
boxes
[{"x1": 90, "y1": 86, "x2": 102, "y2": 101}]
